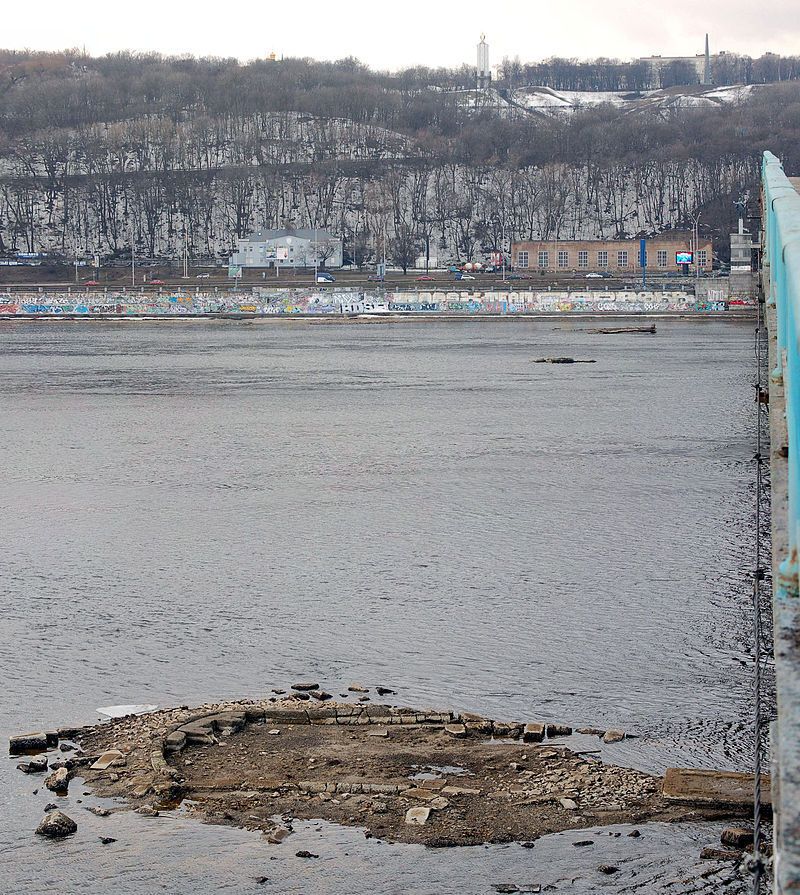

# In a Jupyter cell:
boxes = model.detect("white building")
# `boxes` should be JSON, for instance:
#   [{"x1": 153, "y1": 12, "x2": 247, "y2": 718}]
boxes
[{"x1": 231, "y1": 228, "x2": 343, "y2": 269}]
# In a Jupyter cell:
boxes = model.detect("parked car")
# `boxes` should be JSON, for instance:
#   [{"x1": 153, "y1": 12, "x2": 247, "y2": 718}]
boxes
[
  {"x1": 416, "y1": 275, "x2": 435, "y2": 281},
  {"x1": 83, "y1": 279, "x2": 100, "y2": 286},
  {"x1": 149, "y1": 279, "x2": 166, "y2": 285},
  {"x1": 367, "y1": 274, "x2": 384, "y2": 282},
  {"x1": 456, "y1": 273, "x2": 475, "y2": 280},
  {"x1": 316, "y1": 272, "x2": 335, "y2": 283},
  {"x1": 196, "y1": 273, "x2": 210, "y2": 278},
  {"x1": 585, "y1": 272, "x2": 604, "y2": 279}
]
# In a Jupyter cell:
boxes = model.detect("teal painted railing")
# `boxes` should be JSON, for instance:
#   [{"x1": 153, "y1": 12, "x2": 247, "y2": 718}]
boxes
[{"x1": 762, "y1": 149, "x2": 800, "y2": 893}]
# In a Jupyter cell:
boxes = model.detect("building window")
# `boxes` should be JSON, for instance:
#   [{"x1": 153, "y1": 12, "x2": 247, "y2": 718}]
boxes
[
  {"x1": 516, "y1": 250, "x2": 529, "y2": 268},
  {"x1": 577, "y1": 250, "x2": 588, "y2": 268},
  {"x1": 538, "y1": 250, "x2": 549, "y2": 269},
  {"x1": 657, "y1": 250, "x2": 668, "y2": 267},
  {"x1": 597, "y1": 251, "x2": 608, "y2": 268},
  {"x1": 557, "y1": 250, "x2": 569, "y2": 268},
  {"x1": 617, "y1": 250, "x2": 628, "y2": 268},
  {"x1": 697, "y1": 250, "x2": 708, "y2": 267}
]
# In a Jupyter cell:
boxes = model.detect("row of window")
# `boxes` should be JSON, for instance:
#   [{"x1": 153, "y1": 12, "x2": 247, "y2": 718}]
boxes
[{"x1": 515, "y1": 249, "x2": 708, "y2": 269}]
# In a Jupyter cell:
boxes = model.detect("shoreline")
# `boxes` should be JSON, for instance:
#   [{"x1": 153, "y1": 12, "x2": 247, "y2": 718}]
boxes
[{"x1": 0, "y1": 311, "x2": 755, "y2": 323}]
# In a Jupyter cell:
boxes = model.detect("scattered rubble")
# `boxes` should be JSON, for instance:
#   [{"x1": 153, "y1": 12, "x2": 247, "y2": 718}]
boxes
[{"x1": 13, "y1": 695, "x2": 753, "y2": 849}]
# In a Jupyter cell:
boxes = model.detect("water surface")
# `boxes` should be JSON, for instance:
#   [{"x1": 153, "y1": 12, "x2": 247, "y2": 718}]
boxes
[{"x1": 0, "y1": 318, "x2": 756, "y2": 892}]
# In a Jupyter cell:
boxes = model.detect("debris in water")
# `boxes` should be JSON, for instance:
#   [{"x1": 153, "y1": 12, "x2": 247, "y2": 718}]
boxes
[
  {"x1": 96, "y1": 705, "x2": 157, "y2": 719},
  {"x1": 532, "y1": 357, "x2": 596, "y2": 364}
]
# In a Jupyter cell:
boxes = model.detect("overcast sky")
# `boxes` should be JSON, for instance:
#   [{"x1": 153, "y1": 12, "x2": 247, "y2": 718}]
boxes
[{"x1": 5, "y1": 0, "x2": 799, "y2": 69}]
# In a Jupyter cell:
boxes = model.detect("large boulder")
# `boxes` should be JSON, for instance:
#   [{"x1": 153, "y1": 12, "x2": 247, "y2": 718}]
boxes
[
  {"x1": 36, "y1": 810, "x2": 77, "y2": 838},
  {"x1": 9, "y1": 732, "x2": 49, "y2": 755}
]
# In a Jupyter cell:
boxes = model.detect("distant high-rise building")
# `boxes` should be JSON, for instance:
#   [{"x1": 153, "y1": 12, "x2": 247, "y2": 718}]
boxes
[
  {"x1": 477, "y1": 34, "x2": 490, "y2": 90},
  {"x1": 703, "y1": 34, "x2": 711, "y2": 85}
]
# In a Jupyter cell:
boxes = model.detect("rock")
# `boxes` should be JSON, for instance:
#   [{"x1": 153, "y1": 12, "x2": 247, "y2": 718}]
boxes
[
  {"x1": 559, "y1": 798, "x2": 578, "y2": 810},
  {"x1": 9, "y1": 732, "x2": 49, "y2": 755},
  {"x1": 598, "y1": 865, "x2": 619, "y2": 874},
  {"x1": 265, "y1": 826, "x2": 291, "y2": 844},
  {"x1": 44, "y1": 767, "x2": 70, "y2": 794},
  {"x1": 44, "y1": 803, "x2": 58, "y2": 812},
  {"x1": 17, "y1": 757, "x2": 48, "y2": 774},
  {"x1": 348, "y1": 684, "x2": 369, "y2": 693},
  {"x1": 90, "y1": 750, "x2": 125, "y2": 771},
  {"x1": 295, "y1": 850, "x2": 318, "y2": 858},
  {"x1": 59, "y1": 742, "x2": 76, "y2": 753},
  {"x1": 546, "y1": 724, "x2": 573, "y2": 738},
  {"x1": 136, "y1": 805, "x2": 159, "y2": 817},
  {"x1": 271, "y1": 689, "x2": 286, "y2": 694},
  {"x1": 291, "y1": 682, "x2": 319, "y2": 692},
  {"x1": 405, "y1": 806, "x2": 431, "y2": 826},
  {"x1": 85, "y1": 806, "x2": 111, "y2": 817},
  {"x1": 256, "y1": 877, "x2": 269, "y2": 884},
  {"x1": 403, "y1": 788, "x2": 439, "y2": 802},
  {"x1": 721, "y1": 826, "x2": 754, "y2": 848},
  {"x1": 576, "y1": 727, "x2": 606, "y2": 736},
  {"x1": 36, "y1": 810, "x2": 77, "y2": 838},
  {"x1": 700, "y1": 847, "x2": 742, "y2": 861},
  {"x1": 293, "y1": 692, "x2": 310, "y2": 701},
  {"x1": 359, "y1": 696, "x2": 370, "y2": 702},
  {"x1": 492, "y1": 722, "x2": 522, "y2": 738},
  {"x1": 367, "y1": 728, "x2": 389, "y2": 737},
  {"x1": 520, "y1": 841, "x2": 536, "y2": 848},
  {"x1": 430, "y1": 797, "x2": 449, "y2": 810},
  {"x1": 376, "y1": 687, "x2": 396, "y2": 696},
  {"x1": 523, "y1": 723, "x2": 545, "y2": 743},
  {"x1": 627, "y1": 830, "x2": 641, "y2": 837},
  {"x1": 602, "y1": 729, "x2": 625, "y2": 744},
  {"x1": 268, "y1": 729, "x2": 281, "y2": 736},
  {"x1": 444, "y1": 723, "x2": 467, "y2": 738},
  {"x1": 573, "y1": 840, "x2": 594, "y2": 847},
  {"x1": 310, "y1": 690, "x2": 333, "y2": 701},
  {"x1": 164, "y1": 731, "x2": 186, "y2": 753},
  {"x1": 99, "y1": 836, "x2": 117, "y2": 845}
]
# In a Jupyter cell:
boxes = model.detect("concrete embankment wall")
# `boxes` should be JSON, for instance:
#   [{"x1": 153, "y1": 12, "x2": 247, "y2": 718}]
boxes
[{"x1": 0, "y1": 288, "x2": 739, "y2": 317}]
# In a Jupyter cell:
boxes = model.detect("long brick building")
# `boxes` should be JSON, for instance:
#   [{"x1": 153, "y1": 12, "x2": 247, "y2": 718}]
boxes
[{"x1": 510, "y1": 234, "x2": 712, "y2": 274}]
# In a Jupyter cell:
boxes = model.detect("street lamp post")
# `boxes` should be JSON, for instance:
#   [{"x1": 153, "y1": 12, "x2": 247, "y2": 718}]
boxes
[{"x1": 501, "y1": 218, "x2": 507, "y2": 283}]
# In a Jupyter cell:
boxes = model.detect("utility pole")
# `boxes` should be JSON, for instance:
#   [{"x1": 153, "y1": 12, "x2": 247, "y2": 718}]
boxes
[
  {"x1": 183, "y1": 230, "x2": 189, "y2": 278},
  {"x1": 502, "y1": 218, "x2": 507, "y2": 283},
  {"x1": 692, "y1": 213, "x2": 702, "y2": 291},
  {"x1": 314, "y1": 225, "x2": 318, "y2": 281},
  {"x1": 130, "y1": 222, "x2": 136, "y2": 288}
]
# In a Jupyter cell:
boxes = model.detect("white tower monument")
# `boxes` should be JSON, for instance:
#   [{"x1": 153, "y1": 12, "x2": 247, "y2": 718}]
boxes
[{"x1": 477, "y1": 34, "x2": 490, "y2": 90}]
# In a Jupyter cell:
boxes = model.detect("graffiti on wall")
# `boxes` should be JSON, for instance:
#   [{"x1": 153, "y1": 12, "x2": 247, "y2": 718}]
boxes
[{"x1": 0, "y1": 288, "x2": 744, "y2": 317}]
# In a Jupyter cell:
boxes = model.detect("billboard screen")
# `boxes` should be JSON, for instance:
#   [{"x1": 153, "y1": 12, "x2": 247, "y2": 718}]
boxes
[{"x1": 676, "y1": 251, "x2": 693, "y2": 265}]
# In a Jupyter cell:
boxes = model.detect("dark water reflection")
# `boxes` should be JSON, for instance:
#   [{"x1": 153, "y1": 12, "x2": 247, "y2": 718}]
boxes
[{"x1": 0, "y1": 319, "x2": 756, "y2": 892}]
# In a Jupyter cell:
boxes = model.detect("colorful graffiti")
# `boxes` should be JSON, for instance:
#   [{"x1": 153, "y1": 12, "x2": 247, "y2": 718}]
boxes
[{"x1": 0, "y1": 288, "x2": 748, "y2": 317}]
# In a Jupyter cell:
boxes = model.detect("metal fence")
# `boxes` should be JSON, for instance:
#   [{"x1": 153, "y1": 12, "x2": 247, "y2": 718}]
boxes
[{"x1": 762, "y1": 149, "x2": 800, "y2": 893}]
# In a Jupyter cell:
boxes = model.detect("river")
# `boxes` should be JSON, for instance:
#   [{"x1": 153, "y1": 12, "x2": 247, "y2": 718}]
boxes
[{"x1": 0, "y1": 317, "x2": 758, "y2": 893}]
